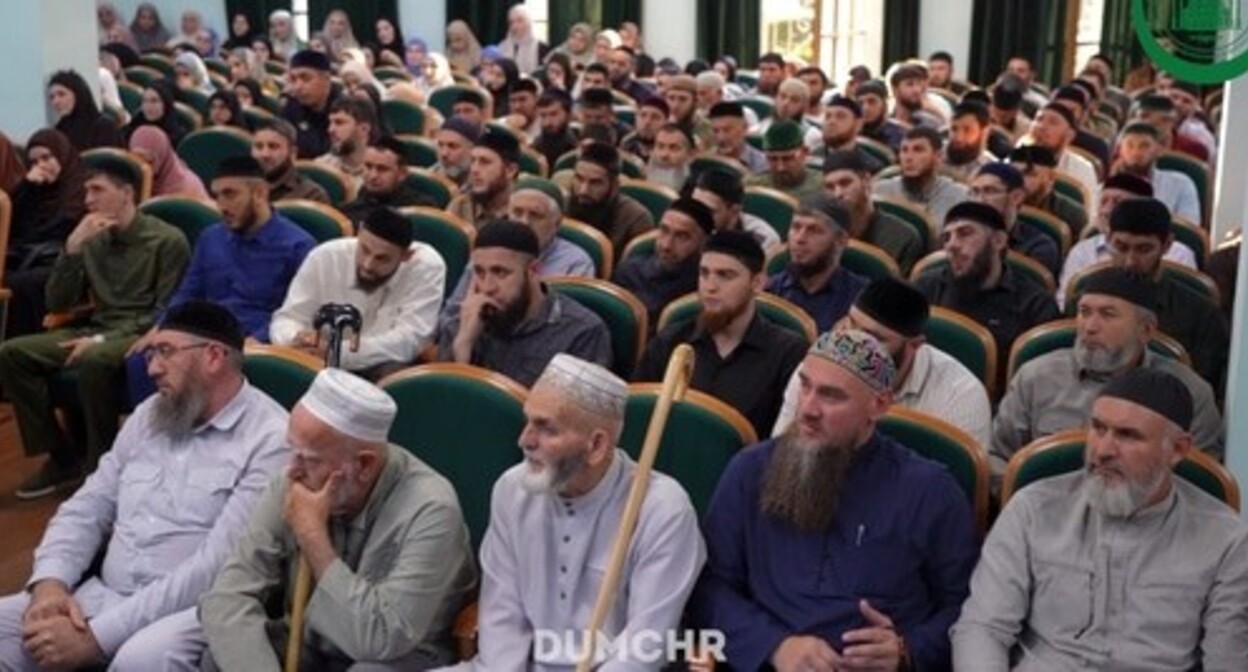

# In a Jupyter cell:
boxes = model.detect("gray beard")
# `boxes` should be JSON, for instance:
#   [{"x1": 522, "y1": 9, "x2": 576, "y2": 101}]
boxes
[
  {"x1": 1083, "y1": 465, "x2": 1166, "y2": 518},
  {"x1": 645, "y1": 165, "x2": 688, "y2": 192},
  {"x1": 148, "y1": 378, "x2": 209, "y2": 442},
  {"x1": 759, "y1": 428, "x2": 857, "y2": 532},
  {"x1": 1074, "y1": 340, "x2": 1139, "y2": 375}
]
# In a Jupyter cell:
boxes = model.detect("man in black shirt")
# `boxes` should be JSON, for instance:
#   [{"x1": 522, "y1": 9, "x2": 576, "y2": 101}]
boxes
[
  {"x1": 280, "y1": 50, "x2": 342, "y2": 159},
  {"x1": 613, "y1": 197, "x2": 714, "y2": 329},
  {"x1": 340, "y1": 137, "x2": 436, "y2": 228}
]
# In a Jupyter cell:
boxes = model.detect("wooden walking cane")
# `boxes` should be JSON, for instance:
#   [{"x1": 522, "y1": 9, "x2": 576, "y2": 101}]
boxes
[
  {"x1": 576, "y1": 344, "x2": 695, "y2": 672},
  {"x1": 285, "y1": 304, "x2": 363, "y2": 672}
]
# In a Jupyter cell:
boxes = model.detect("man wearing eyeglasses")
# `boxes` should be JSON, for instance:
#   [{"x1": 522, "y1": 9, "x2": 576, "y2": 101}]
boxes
[
  {"x1": 0, "y1": 301, "x2": 290, "y2": 671},
  {"x1": 969, "y1": 163, "x2": 1061, "y2": 280}
]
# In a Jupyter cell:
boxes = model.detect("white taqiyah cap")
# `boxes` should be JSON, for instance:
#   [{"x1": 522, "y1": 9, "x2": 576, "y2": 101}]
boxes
[
  {"x1": 299, "y1": 368, "x2": 397, "y2": 443},
  {"x1": 537, "y1": 353, "x2": 627, "y2": 418}
]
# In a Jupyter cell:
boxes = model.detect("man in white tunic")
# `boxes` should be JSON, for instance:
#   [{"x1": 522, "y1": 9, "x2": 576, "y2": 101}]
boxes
[
  {"x1": 453, "y1": 354, "x2": 705, "y2": 670},
  {"x1": 0, "y1": 301, "x2": 290, "y2": 671}
]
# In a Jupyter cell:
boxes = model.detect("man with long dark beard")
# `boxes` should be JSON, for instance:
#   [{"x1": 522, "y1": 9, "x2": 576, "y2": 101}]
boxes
[
  {"x1": 446, "y1": 129, "x2": 521, "y2": 229},
  {"x1": 0, "y1": 301, "x2": 289, "y2": 670},
  {"x1": 764, "y1": 195, "x2": 867, "y2": 332},
  {"x1": 954, "y1": 368, "x2": 1248, "y2": 670},
  {"x1": 634, "y1": 230, "x2": 807, "y2": 438},
  {"x1": 872, "y1": 127, "x2": 969, "y2": 225},
  {"x1": 438, "y1": 220, "x2": 611, "y2": 387},
  {"x1": 692, "y1": 328, "x2": 978, "y2": 671}
]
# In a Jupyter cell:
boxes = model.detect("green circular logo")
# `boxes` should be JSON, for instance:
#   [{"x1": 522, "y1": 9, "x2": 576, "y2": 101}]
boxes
[{"x1": 1133, "y1": 0, "x2": 1248, "y2": 83}]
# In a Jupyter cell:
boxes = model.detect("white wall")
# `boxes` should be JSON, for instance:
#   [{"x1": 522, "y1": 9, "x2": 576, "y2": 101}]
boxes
[
  {"x1": 642, "y1": 0, "x2": 696, "y2": 65},
  {"x1": 109, "y1": 0, "x2": 228, "y2": 44},
  {"x1": 399, "y1": 0, "x2": 446, "y2": 52},
  {"x1": 918, "y1": 0, "x2": 973, "y2": 82}
]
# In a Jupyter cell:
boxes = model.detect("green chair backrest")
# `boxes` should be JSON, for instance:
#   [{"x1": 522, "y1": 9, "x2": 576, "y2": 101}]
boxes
[
  {"x1": 925, "y1": 307, "x2": 997, "y2": 398},
  {"x1": 400, "y1": 207, "x2": 474, "y2": 298},
  {"x1": 242, "y1": 106, "x2": 276, "y2": 129},
  {"x1": 743, "y1": 188, "x2": 797, "y2": 241},
  {"x1": 690, "y1": 155, "x2": 747, "y2": 178},
  {"x1": 264, "y1": 61, "x2": 288, "y2": 78},
  {"x1": 381, "y1": 365, "x2": 527, "y2": 550},
  {"x1": 177, "y1": 128, "x2": 255, "y2": 185},
  {"x1": 558, "y1": 222, "x2": 612, "y2": 279},
  {"x1": 553, "y1": 151, "x2": 579, "y2": 174},
  {"x1": 382, "y1": 99, "x2": 426, "y2": 135},
  {"x1": 242, "y1": 349, "x2": 322, "y2": 411},
  {"x1": 877, "y1": 407, "x2": 987, "y2": 532},
  {"x1": 1053, "y1": 177, "x2": 1086, "y2": 208},
  {"x1": 274, "y1": 200, "x2": 350, "y2": 243},
  {"x1": 857, "y1": 139, "x2": 897, "y2": 169},
  {"x1": 620, "y1": 386, "x2": 757, "y2": 515},
  {"x1": 140, "y1": 54, "x2": 176, "y2": 77},
  {"x1": 374, "y1": 66, "x2": 412, "y2": 84},
  {"x1": 295, "y1": 163, "x2": 350, "y2": 206},
  {"x1": 842, "y1": 241, "x2": 900, "y2": 280},
  {"x1": 118, "y1": 82, "x2": 144, "y2": 115},
  {"x1": 1162, "y1": 265, "x2": 1218, "y2": 305},
  {"x1": 621, "y1": 230, "x2": 657, "y2": 263},
  {"x1": 549, "y1": 278, "x2": 646, "y2": 378},
  {"x1": 735, "y1": 72, "x2": 759, "y2": 88},
  {"x1": 518, "y1": 149, "x2": 546, "y2": 178},
  {"x1": 203, "y1": 57, "x2": 231, "y2": 78},
  {"x1": 1018, "y1": 207, "x2": 1072, "y2": 257},
  {"x1": 124, "y1": 65, "x2": 163, "y2": 88},
  {"x1": 403, "y1": 170, "x2": 454, "y2": 208},
  {"x1": 174, "y1": 102, "x2": 203, "y2": 132},
  {"x1": 139, "y1": 196, "x2": 221, "y2": 247},
  {"x1": 177, "y1": 88, "x2": 212, "y2": 116},
  {"x1": 620, "y1": 181, "x2": 676, "y2": 223},
  {"x1": 740, "y1": 97, "x2": 775, "y2": 121},
  {"x1": 875, "y1": 199, "x2": 936, "y2": 253},
  {"x1": 428, "y1": 85, "x2": 482, "y2": 119},
  {"x1": 1171, "y1": 219, "x2": 1208, "y2": 269},
  {"x1": 745, "y1": 134, "x2": 764, "y2": 150}
]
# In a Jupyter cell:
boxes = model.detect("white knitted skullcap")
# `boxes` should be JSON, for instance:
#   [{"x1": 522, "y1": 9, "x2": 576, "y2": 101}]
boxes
[
  {"x1": 536, "y1": 354, "x2": 627, "y2": 419},
  {"x1": 299, "y1": 369, "x2": 397, "y2": 443}
]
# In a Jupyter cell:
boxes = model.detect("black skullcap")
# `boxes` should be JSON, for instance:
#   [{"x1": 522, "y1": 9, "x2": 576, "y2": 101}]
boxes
[
  {"x1": 514, "y1": 176, "x2": 565, "y2": 212},
  {"x1": 823, "y1": 149, "x2": 870, "y2": 174},
  {"x1": 1041, "y1": 102, "x2": 1078, "y2": 129},
  {"x1": 440, "y1": 116, "x2": 482, "y2": 143},
  {"x1": 1169, "y1": 80, "x2": 1201, "y2": 98},
  {"x1": 511, "y1": 78, "x2": 540, "y2": 95},
  {"x1": 1053, "y1": 85, "x2": 1089, "y2": 108},
  {"x1": 87, "y1": 156, "x2": 140, "y2": 191},
  {"x1": 667, "y1": 197, "x2": 715, "y2": 235},
  {"x1": 577, "y1": 141, "x2": 621, "y2": 175},
  {"x1": 992, "y1": 85, "x2": 1022, "y2": 111},
  {"x1": 693, "y1": 168, "x2": 744, "y2": 205},
  {"x1": 580, "y1": 87, "x2": 614, "y2": 107},
  {"x1": 799, "y1": 192, "x2": 851, "y2": 231},
  {"x1": 638, "y1": 95, "x2": 670, "y2": 116},
  {"x1": 214, "y1": 155, "x2": 265, "y2": 180},
  {"x1": 962, "y1": 89, "x2": 991, "y2": 107},
  {"x1": 1109, "y1": 197, "x2": 1171, "y2": 237},
  {"x1": 1121, "y1": 120, "x2": 1163, "y2": 142},
  {"x1": 1078, "y1": 266, "x2": 1158, "y2": 312},
  {"x1": 290, "y1": 50, "x2": 331, "y2": 72},
  {"x1": 371, "y1": 136, "x2": 409, "y2": 166},
  {"x1": 855, "y1": 79, "x2": 889, "y2": 99},
  {"x1": 1008, "y1": 144, "x2": 1058, "y2": 168},
  {"x1": 1103, "y1": 172, "x2": 1155, "y2": 198},
  {"x1": 1097, "y1": 367, "x2": 1193, "y2": 430},
  {"x1": 455, "y1": 89, "x2": 486, "y2": 109},
  {"x1": 976, "y1": 162, "x2": 1025, "y2": 191},
  {"x1": 703, "y1": 229, "x2": 764, "y2": 274},
  {"x1": 361, "y1": 206, "x2": 413, "y2": 249},
  {"x1": 1135, "y1": 94, "x2": 1175, "y2": 114},
  {"x1": 855, "y1": 277, "x2": 930, "y2": 337},
  {"x1": 946, "y1": 200, "x2": 1006, "y2": 230},
  {"x1": 953, "y1": 100, "x2": 990, "y2": 125},
  {"x1": 708, "y1": 101, "x2": 745, "y2": 119},
  {"x1": 159, "y1": 300, "x2": 245, "y2": 352},
  {"x1": 476, "y1": 128, "x2": 521, "y2": 165},
  {"x1": 475, "y1": 219, "x2": 540, "y2": 257},
  {"x1": 827, "y1": 95, "x2": 862, "y2": 118}
]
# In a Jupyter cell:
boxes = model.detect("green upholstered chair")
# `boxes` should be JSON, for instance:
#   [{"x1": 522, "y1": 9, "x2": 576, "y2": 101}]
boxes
[
  {"x1": 1172, "y1": 216, "x2": 1210, "y2": 269},
  {"x1": 374, "y1": 66, "x2": 412, "y2": 84},
  {"x1": 139, "y1": 196, "x2": 221, "y2": 247},
  {"x1": 123, "y1": 65, "x2": 164, "y2": 88},
  {"x1": 878, "y1": 407, "x2": 989, "y2": 534},
  {"x1": 620, "y1": 230, "x2": 658, "y2": 264},
  {"x1": 552, "y1": 150, "x2": 579, "y2": 175},
  {"x1": 690, "y1": 155, "x2": 747, "y2": 178},
  {"x1": 139, "y1": 54, "x2": 176, "y2": 78},
  {"x1": 856, "y1": 137, "x2": 897, "y2": 169},
  {"x1": 399, "y1": 207, "x2": 475, "y2": 298},
  {"x1": 743, "y1": 187, "x2": 798, "y2": 241},
  {"x1": 558, "y1": 219, "x2": 615, "y2": 279},
  {"x1": 81, "y1": 148, "x2": 153, "y2": 202},
  {"x1": 619, "y1": 384, "x2": 757, "y2": 514},
  {"x1": 273, "y1": 200, "x2": 352, "y2": 243},
  {"x1": 263, "y1": 60, "x2": 288, "y2": 78},
  {"x1": 735, "y1": 72, "x2": 759, "y2": 88},
  {"x1": 1002, "y1": 429, "x2": 1240, "y2": 511},
  {"x1": 241, "y1": 105, "x2": 277, "y2": 129},
  {"x1": 620, "y1": 179, "x2": 678, "y2": 223},
  {"x1": 382, "y1": 99, "x2": 427, "y2": 135},
  {"x1": 1158, "y1": 151, "x2": 1211, "y2": 227},
  {"x1": 1053, "y1": 172, "x2": 1090, "y2": 209},
  {"x1": 548, "y1": 278, "x2": 647, "y2": 378},
  {"x1": 176, "y1": 87, "x2": 211, "y2": 116},
  {"x1": 1006, "y1": 318, "x2": 1191, "y2": 382},
  {"x1": 203, "y1": 57, "x2": 231, "y2": 78},
  {"x1": 380, "y1": 363, "x2": 528, "y2": 550},
  {"x1": 1018, "y1": 206, "x2": 1073, "y2": 257},
  {"x1": 657, "y1": 293, "x2": 818, "y2": 345},
  {"x1": 519, "y1": 148, "x2": 548, "y2": 178},
  {"x1": 242, "y1": 345, "x2": 323, "y2": 411},
  {"x1": 874, "y1": 197, "x2": 938, "y2": 253},
  {"x1": 428, "y1": 84, "x2": 486, "y2": 119},
  {"x1": 615, "y1": 106, "x2": 636, "y2": 128},
  {"x1": 739, "y1": 97, "x2": 775, "y2": 121},
  {"x1": 177, "y1": 127, "x2": 255, "y2": 185},
  {"x1": 925, "y1": 306, "x2": 999, "y2": 400},
  {"x1": 118, "y1": 81, "x2": 144, "y2": 115},
  {"x1": 403, "y1": 168, "x2": 456, "y2": 208},
  {"x1": 763, "y1": 240, "x2": 899, "y2": 281},
  {"x1": 173, "y1": 102, "x2": 203, "y2": 133},
  {"x1": 293, "y1": 161, "x2": 355, "y2": 206}
]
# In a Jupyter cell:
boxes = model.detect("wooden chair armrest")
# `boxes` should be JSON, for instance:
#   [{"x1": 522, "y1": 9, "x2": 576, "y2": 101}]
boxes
[{"x1": 454, "y1": 601, "x2": 479, "y2": 662}]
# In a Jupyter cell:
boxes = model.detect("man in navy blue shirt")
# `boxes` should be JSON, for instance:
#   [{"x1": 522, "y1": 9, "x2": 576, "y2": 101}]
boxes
[
  {"x1": 692, "y1": 329, "x2": 978, "y2": 671},
  {"x1": 124, "y1": 156, "x2": 316, "y2": 403},
  {"x1": 765, "y1": 194, "x2": 868, "y2": 332}
]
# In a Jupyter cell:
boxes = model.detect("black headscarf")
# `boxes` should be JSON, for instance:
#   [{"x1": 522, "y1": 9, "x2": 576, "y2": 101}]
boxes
[
  {"x1": 208, "y1": 90, "x2": 248, "y2": 130},
  {"x1": 123, "y1": 78, "x2": 188, "y2": 147},
  {"x1": 488, "y1": 57, "x2": 520, "y2": 117},
  {"x1": 50, "y1": 70, "x2": 123, "y2": 151},
  {"x1": 374, "y1": 17, "x2": 406, "y2": 65},
  {"x1": 11, "y1": 128, "x2": 86, "y2": 250},
  {"x1": 221, "y1": 12, "x2": 257, "y2": 52}
]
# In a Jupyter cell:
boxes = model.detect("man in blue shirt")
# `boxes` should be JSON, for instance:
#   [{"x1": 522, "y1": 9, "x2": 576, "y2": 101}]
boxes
[
  {"x1": 125, "y1": 156, "x2": 315, "y2": 403},
  {"x1": 765, "y1": 194, "x2": 868, "y2": 332},
  {"x1": 692, "y1": 329, "x2": 978, "y2": 671}
]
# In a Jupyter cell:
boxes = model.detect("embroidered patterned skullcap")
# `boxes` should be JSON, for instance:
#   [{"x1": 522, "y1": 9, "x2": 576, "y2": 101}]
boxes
[
  {"x1": 536, "y1": 354, "x2": 627, "y2": 419},
  {"x1": 299, "y1": 369, "x2": 397, "y2": 443},
  {"x1": 809, "y1": 328, "x2": 896, "y2": 393}
]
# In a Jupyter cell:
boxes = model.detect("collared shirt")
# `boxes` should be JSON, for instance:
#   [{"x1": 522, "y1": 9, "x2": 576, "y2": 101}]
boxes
[
  {"x1": 339, "y1": 184, "x2": 438, "y2": 230},
  {"x1": 167, "y1": 214, "x2": 315, "y2": 342},
  {"x1": 567, "y1": 194, "x2": 655, "y2": 260},
  {"x1": 29, "y1": 383, "x2": 289, "y2": 655},
  {"x1": 1009, "y1": 218, "x2": 1061, "y2": 280},
  {"x1": 952, "y1": 472, "x2": 1248, "y2": 671},
  {"x1": 269, "y1": 165, "x2": 330, "y2": 203},
  {"x1": 270, "y1": 238, "x2": 446, "y2": 372},
  {"x1": 693, "y1": 435, "x2": 979, "y2": 671},
  {"x1": 447, "y1": 193, "x2": 511, "y2": 230},
  {"x1": 872, "y1": 174, "x2": 970, "y2": 227},
  {"x1": 634, "y1": 310, "x2": 808, "y2": 438},
  {"x1": 1149, "y1": 167, "x2": 1202, "y2": 223},
  {"x1": 467, "y1": 450, "x2": 705, "y2": 670},
  {"x1": 47, "y1": 212, "x2": 190, "y2": 337},
  {"x1": 281, "y1": 85, "x2": 343, "y2": 159},
  {"x1": 734, "y1": 143, "x2": 770, "y2": 175},
  {"x1": 992, "y1": 349, "x2": 1224, "y2": 476},
  {"x1": 765, "y1": 266, "x2": 867, "y2": 333},
  {"x1": 915, "y1": 266, "x2": 1060, "y2": 375},
  {"x1": 772, "y1": 344, "x2": 993, "y2": 450},
  {"x1": 858, "y1": 208, "x2": 926, "y2": 276},
  {"x1": 1056, "y1": 234, "x2": 1196, "y2": 310},
  {"x1": 745, "y1": 167, "x2": 825, "y2": 203},
  {"x1": 1035, "y1": 190, "x2": 1089, "y2": 239},
  {"x1": 436, "y1": 287, "x2": 613, "y2": 387},
  {"x1": 201, "y1": 445, "x2": 478, "y2": 670},
  {"x1": 612, "y1": 255, "x2": 699, "y2": 330}
]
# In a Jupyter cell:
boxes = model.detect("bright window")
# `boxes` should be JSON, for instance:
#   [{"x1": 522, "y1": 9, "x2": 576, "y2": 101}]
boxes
[
  {"x1": 527, "y1": 0, "x2": 551, "y2": 43},
  {"x1": 761, "y1": 0, "x2": 884, "y2": 85},
  {"x1": 1075, "y1": 0, "x2": 1106, "y2": 74},
  {"x1": 293, "y1": 0, "x2": 310, "y2": 41}
]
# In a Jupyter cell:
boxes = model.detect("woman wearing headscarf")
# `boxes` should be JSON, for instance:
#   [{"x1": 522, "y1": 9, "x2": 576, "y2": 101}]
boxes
[
  {"x1": 233, "y1": 77, "x2": 265, "y2": 110},
  {"x1": 124, "y1": 80, "x2": 188, "y2": 148},
  {"x1": 194, "y1": 27, "x2": 220, "y2": 59},
  {"x1": 549, "y1": 22, "x2": 595, "y2": 69},
  {"x1": 175, "y1": 51, "x2": 215, "y2": 96},
  {"x1": 269, "y1": 10, "x2": 304, "y2": 62},
  {"x1": 101, "y1": 42, "x2": 141, "y2": 70},
  {"x1": 6, "y1": 129, "x2": 87, "y2": 337},
  {"x1": 128, "y1": 126, "x2": 208, "y2": 199},
  {"x1": 228, "y1": 47, "x2": 267, "y2": 85},
  {"x1": 340, "y1": 60, "x2": 387, "y2": 102},
  {"x1": 97, "y1": 68, "x2": 125, "y2": 118},
  {"x1": 48, "y1": 70, "x2": 123, "y2": 151},
  {"x1": 445, "y1": 20, "x2": 482, "y2": 75},
  {"x1": 421, "y1": 53, "x2": 456, "y2": 92},
  {"x1": 497, "y1": 4, "x2": 547, "y2": 74},
  {"x1": 207, "y1": 90, "x2": 248, "y2": 130},
  {"x1": 541, "y1": 52, "x2": 577, "y2": 92},
  {"x1": 481, "y1": 57, "x2": 519, "y2": 117},
  {"x1": 375, "y1": 17, "x2": 406, "y2": 68},
  {"x1": 404, "y1": 38, "x2": 429, "y2": 80},
  {"x1": 322, "y1": 10, "x2": 359, "y2": 62},
  {"x1": 167, "y1": 10, "x2": 203, "y2": 50},
  {"x1": 129, "y1": 3, "x2": 171, "y2": 52},
  {"x1": 97, "y1": 3, "x2": 137, "y2": 49},
  {"x1": 221, "y1": 12, "x2": 257, "y2": 51}
]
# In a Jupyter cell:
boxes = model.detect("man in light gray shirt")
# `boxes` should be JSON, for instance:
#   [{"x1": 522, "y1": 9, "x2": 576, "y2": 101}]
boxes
[
  {"x1": 873, "y1": 126, "x2": 970, "y2": 226},
  {"x1": 953, "y1": 367, "x2": 1248, "y2": 671},
  {"x1": 0, "y1": 301, "x2": 290, "y2": 671}
]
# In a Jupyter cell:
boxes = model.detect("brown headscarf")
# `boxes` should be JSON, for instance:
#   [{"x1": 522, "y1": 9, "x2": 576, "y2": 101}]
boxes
[{"x1": 0, "y1": 132, "x2": 23, "y2": 194}]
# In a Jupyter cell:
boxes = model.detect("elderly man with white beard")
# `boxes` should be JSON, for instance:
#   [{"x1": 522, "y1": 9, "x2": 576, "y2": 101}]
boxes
[
  {"x1": 691, "y1": 329, "x2": 978, "y2": 672},
  {"x1": 444, "y1": 354, "x2": 705, "y2": 670},
  {"x1": 953, "y1": 367, "x2": 1248, "y2": 671},
  {"x1": 992, "y1": 267, "x2": 1223, "y2": 478}
]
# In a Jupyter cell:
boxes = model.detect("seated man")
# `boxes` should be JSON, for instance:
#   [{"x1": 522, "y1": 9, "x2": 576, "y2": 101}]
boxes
[
  {"x1": 872, "y1": 127, "x2": 970, "y2": 226},
  {"x1": 645, "y1": 123, "x2": 694, "y2": 192},
  {"x1": 340, "y1": 136, "x2": 438, "y2": 228},
  {"x1": 531, "y1": 89, "x2": 579, "y2": 175},
  {"x1": 447, "y1": 128, "x2": 520, "y2": 229},
  {"x1": 690, "y1": 167, "x2": 780, "y2": 250},
  {"x1": 693, "y1": 329, "x2": 978, "y2": 670},
  {"x1": 566, "y1": 141, "x2": 655, "y2": 258},
  {"x1": 271, "y1": 207, "x2": 445, "y2": 380},
  {"x1": 765, "y1": 194, "x2": 868, "y2": 333},
  {"x1": 613, "y1": 197, "x2": 715, "y2": 328},
  {"x1": 431, "y1": 116, "x2": 479, "y2": 192},
  {"x1": 0, "y1": 302, "x2": 289, "y2": 670},
  {"x1": 200, "y1": 368, "x2": 478, "y2": 670},
  {"x1": 914, "y1": 202, "x2": 1059, "y2": 369},
  {"x1": 0, "y1": 159, "x2": 190, "y2": 497},
  {"x1": 315, "y1": 97, "x2": 376, "y2": 191},
  {"x1": 251, "y1": 118, "x2": 330, "y2": 203},
  {"x1": 753, "y1": 79, "x2": 824, "y2": 151},
  {"x1": 281, "y1": 50, "x2": 343, "y2": 159},
  {"x1": 745, "y1": 121, "x2": 824, "y2": 202},
  {"x1": 814, "y1": 95, "x2": 888, "y2": 175},
  {"x1": 1010, "y1": 145, "x2": 1088, "y2": 240},
  {"x1": 708, "y1": 101, "x2": 768, "y2": 175},
  {"x1": 953, "y1": 368, "x2": 1248, "y2": 670},
  {"x1": 634, "y1": 231, "x2": 807, "y2": 438},
  {"x1": 993, "y1": 267, "x2": 1223, "y2": 476},
  {"x1": 452, "y1": 354, "x2": 704, "y2": 669},
  {"x1": 1115, "y1": 120, "x2": 1202, "y2": 223},
  {"x1": 1028, "y1": 103, "x2": 1100, "y2": 220},
  {"x1": 823, "y1": 151, "x2": 925, "y2": 275},
  {"x1": 124, "y1": 156, "x2": 316, "y2": 402},
  {"x1": 437, "y1": 220, "x2": 612, "y2": 387},
  {"x1": 772, "y1": 277, "x2": 993, "y2": 450},
  {"x1": 855, "y1": 79, "x2": 907, "y2": 154},
  {"x1": 620, "y1": 95, "x2": 668, "y2": 163},
  {"x1": 943, "y1": 102, "x2": 997, "y2": 182},
  {"x1": 969, "y1": 163, "x2": 1060, "y2": 279}
]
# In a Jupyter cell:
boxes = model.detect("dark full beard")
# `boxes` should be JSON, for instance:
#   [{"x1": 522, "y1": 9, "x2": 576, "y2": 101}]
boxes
[
  {"x1": 952, "y1": 244, "x2": 995, "y2": 292},
  {"x1": 333, "y1": 138, "x2": 357, "y2": 158},
  {"x1": 696, "y1": 298, "x2": 749, "y2": 336},
  {"x1": 901, "y1": 174, "x2": 933, "y2": 194},
  {"x1": 148, "y1": 373, "x2": 209, "y2": 442},
  {"x1": 790, "y1": 252, "x2": 832, "y2": 280},
  {"x1": 760, "y1": 429, "x2": 857, "y2": 532},
  {"x1": 483, "y1": 285, "x2": 532, "y2": 336},
  {"x1": 946, "y1": 143, "x2": 982, "y2": 166},
  {"x1": 471, "y1": 178, "x2": 507, "y2": 206},
  {"x1": 356, "y1": 267, "x2": 397, "y2": 292}
]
